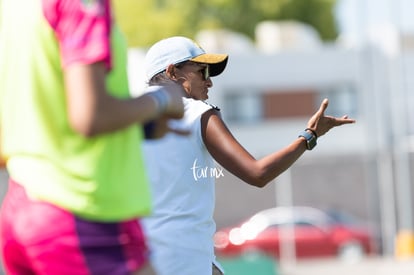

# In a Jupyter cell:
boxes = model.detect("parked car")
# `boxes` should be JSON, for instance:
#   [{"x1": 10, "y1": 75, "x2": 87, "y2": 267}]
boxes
[{"x1": 214, "y1": 206, "x2": 377, "y2": 261}]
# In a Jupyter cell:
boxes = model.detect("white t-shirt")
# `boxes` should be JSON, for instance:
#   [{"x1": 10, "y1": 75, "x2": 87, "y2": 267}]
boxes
[{"x1": 142, "y1": 97, "x2": 223, "y2": 275}]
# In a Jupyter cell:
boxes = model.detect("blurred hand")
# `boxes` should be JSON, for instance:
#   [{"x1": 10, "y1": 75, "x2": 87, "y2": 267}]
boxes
[
  {"x1": 144, "y1": 116, "x2": 190, "y2": 140},
  {"x1": 307, "y1": 98, "x2": 355, "y2": 137},
  {"x1": 160, "y1": 79, "x2": 186, "y2": 119}
]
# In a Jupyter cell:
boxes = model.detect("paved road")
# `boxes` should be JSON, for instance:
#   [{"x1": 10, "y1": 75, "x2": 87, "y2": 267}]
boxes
[{"x1": 279, "y1": 257, "x2": 414, "y2": 275}]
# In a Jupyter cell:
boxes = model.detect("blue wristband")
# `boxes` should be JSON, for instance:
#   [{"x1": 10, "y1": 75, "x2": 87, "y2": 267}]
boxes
[{"x1": 147, "y1": 87, "x2": 170, "y2": 114}]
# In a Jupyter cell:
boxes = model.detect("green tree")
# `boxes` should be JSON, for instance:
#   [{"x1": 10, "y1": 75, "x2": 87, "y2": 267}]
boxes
[{"x1": 113, "y1": 0, "x2": 338, "y2": 47}]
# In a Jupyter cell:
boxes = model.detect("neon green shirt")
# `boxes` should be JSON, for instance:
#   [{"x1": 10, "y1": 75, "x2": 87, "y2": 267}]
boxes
[{"x1": 0, "y1": 0, "x2": 151, "y2": 221}]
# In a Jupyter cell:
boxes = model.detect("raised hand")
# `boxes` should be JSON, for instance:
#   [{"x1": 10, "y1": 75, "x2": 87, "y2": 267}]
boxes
[{"x1": 306, "y1": 98, "x2": 355, "y2": 137}]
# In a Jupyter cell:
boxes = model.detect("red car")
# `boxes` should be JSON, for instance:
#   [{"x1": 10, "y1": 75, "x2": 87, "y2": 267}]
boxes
[{"x1": 214, "y1": 206, "x2": 377, "y2": 260}]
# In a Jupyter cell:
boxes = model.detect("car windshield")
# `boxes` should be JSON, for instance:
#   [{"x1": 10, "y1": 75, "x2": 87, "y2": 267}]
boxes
[
  {"x1": 239, "y1": 207, "x2": 333, "y2": 235},
  {"x1": 325, "y1": 209, "x2": 360, "y2": 225}
]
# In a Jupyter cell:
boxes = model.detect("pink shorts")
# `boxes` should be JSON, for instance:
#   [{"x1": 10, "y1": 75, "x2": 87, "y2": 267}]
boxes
[{"x1": 0, "y1": 179, "x2": 150, "y2": 275}]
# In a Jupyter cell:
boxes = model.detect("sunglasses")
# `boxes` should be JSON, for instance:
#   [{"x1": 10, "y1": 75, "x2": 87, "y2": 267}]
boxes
[
  {"x1": 175, "y1": 62, "x2": 210, "y2": 80},
  {"x1": 199, "y1": 65, "x2": 210, "y2": 80}
]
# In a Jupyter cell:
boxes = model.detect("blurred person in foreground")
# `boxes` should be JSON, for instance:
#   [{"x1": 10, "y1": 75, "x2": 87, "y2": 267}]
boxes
[
  {"x1": 0, "y1": 1, "x2": 185, "y2": 274},
  {"x1": 141, "y1": 36, "x2": 356, "y2": 275}
]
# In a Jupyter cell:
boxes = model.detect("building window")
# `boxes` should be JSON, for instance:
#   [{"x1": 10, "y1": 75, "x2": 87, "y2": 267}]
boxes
[
  {"x1": 222, "y1": 84, "x2": 357, "y2": 124},
  {"x1": 318, "y1": 84, "x2": 358, "y2": 118},
  {"x1": 223, "y1": 92, "x2": 263, "y2": 123}
]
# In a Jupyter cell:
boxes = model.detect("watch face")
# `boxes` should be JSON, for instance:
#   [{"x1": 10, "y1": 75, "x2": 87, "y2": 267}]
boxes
[
  {"x1": 307, "y1": 136, "x2": 317, "y2": 150},
  {"x1": 299, "y1": 130, "x2": 317, "y2": 150}
]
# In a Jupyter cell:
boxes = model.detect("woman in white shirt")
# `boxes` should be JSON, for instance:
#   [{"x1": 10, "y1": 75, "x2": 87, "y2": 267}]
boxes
[{"x1": 141, "y1": 36, "x2": 355, "y2": 275}]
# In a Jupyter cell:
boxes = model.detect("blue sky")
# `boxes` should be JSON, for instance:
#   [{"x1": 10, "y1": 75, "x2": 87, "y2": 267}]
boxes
[{"x1": 336, "y1": 0, "x2": 414, "y2": 36}]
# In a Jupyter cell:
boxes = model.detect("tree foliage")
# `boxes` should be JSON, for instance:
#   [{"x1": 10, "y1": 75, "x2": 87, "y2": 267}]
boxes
[{"x1": 113, "y1": 0, "x2": 338, "y2": 47}]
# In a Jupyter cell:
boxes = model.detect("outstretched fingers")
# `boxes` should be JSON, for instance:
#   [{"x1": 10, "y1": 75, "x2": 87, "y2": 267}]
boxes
[
  {"x1": 307, "y1": 99, "x2": 329, "y2": 130},
  {"x1": 337, "y1": 116, "x2": 356, "y2": 125},
  {"x1": 327, "y1": 115, "x2": 355, "y2": 127},
  {"x1": 316, "y1": 98, "x2": 329, "y2": 117}
]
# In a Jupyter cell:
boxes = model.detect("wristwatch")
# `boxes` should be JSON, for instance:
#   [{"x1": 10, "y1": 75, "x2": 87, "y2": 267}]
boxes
[{"x1": 298, "y1": 129, "x2": 317, "y2": 150}]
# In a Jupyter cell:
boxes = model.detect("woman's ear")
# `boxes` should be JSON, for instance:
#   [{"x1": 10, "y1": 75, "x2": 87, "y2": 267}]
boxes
[{"x1": 165, "y1": 64, "x2": 176, "y2": 80}]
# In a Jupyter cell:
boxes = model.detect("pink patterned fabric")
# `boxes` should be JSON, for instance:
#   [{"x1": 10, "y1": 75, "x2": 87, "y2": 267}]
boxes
[
  {"x1": 42, "y1": 0, "x2": 112, "y2": 69},
  {"x1": 0, "y1": 180, "x2": 150, "y2": 274}
]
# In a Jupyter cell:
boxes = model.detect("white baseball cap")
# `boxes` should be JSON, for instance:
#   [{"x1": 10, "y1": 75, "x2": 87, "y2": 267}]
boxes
[{"x1": 144, "y1": 36, "x2": 228, "y2": 81}]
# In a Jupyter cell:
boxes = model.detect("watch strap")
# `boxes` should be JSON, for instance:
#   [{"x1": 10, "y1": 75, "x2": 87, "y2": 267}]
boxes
[{"x1": 298, "y1": 130, "x2": 317, "y2": 150}]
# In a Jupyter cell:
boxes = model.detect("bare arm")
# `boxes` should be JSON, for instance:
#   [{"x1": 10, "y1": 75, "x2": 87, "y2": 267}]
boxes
[
  {"x1": 64, "y1": 62, "x2": 184, "y2": 137},
  {"x1": 202, "y1": 110, "x2": 307, "y2": 187},
  {"x1": 201, "y1": 98, "x2": 355, "y2": 188}
]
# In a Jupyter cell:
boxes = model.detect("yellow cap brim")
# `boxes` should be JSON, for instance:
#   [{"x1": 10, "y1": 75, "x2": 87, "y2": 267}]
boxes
[{"x1": 190, "y1": 54, "x2": 229, "y2": 77}]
